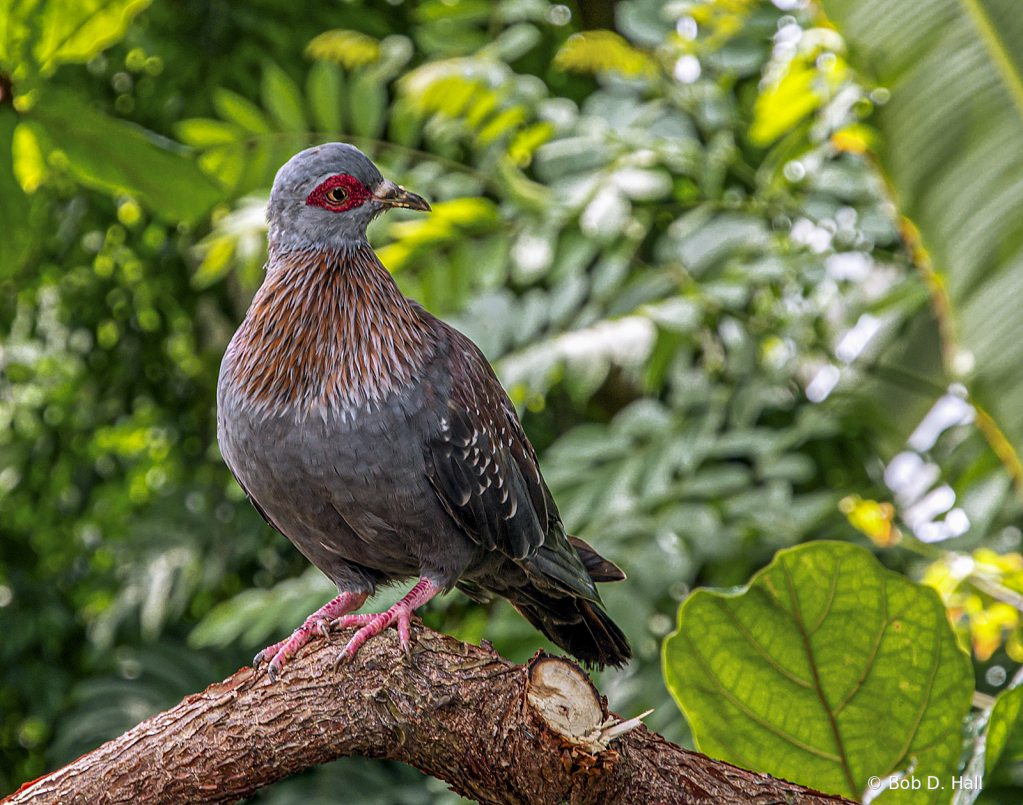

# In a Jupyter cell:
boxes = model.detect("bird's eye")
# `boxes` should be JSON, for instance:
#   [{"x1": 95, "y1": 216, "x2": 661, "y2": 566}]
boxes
[{"x1": 325, "y1": 186, "x2": 348, "y2": 205}]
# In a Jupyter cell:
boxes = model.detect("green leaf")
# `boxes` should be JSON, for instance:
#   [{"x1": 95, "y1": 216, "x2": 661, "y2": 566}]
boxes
[
  {"x1": 305, "y1": 29, "x2": 380, "y2": 69},
  {"x1": 820, "y1": 0, "x2": 1023, "y2": 460},
  {"x1": 188, "y1": 587, "x2": 275, "y2": 648},
  {"x1": 191, "y1": 235, "x2": 235, "y2": 289},
  {"x1": 554, "y1": 30, "x2": 658, "y2": 78},
  {"x1": 388, "y1": 96, "x2": 423, "y2": 147},
  {"x1": 369, "y1": 34, "x2": 414, "y2": 83},
  {"x1": 0, "y1": 108, "x2": 33, "y2": 276},
  {"x1": 349, "y1": 70, "x2": 386, "y2": 139},
  {"x1": 196, "y1": 143, "x2": 244, "y2": 190},
  {"x1": 260, "y1": 62, "x2": 306, "y2": 131},
  {"x1": 31, "y1": 0, "x2": 152, "y2": 73},
  {"x1": 477, "y1": 105, "x2": 528, "y2": 147},
  {"x1": 0, "y1": 0, "x2": 33, "y2": 67},
  {"x1": 172, "y1": 118, "x2": 240, "y2": 149},
  {"x1": 211, "y1": 88, "x2": 271, "y2": 135},
  {"x1": 11, "y1": 120, "x2": 48, "y2": 191},
  {"x1": 663, "y1": 541, "x2": 973, "y2": 803},
  {"x1": 307, "y1": 59, "x2": 343, "y2": 135},
  {"x1": 986, "y1": 685, "x2": 1023, "y2": 774},
  {"x1": 478, "y1": 23, "x2": 540, "y2": 62},
  {"x1": 27, "y1": 90, "x2": 223, "y2": 223},
  {"x1": 749, "y1": 58, "x2": 821, "y2": 146}
]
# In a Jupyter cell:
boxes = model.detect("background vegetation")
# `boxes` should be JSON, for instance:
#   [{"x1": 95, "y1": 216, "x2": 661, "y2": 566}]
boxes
[{"x1": 1, "y1": 0, "x2": 1022, "y2": 803}]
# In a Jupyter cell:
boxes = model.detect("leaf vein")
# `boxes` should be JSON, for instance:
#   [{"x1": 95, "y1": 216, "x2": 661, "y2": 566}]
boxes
[
  {"x1": 715, "y1": 597, "x2": 814, "y2": 689},
  {"x1": 834, "y1": 576, "x2": 887, "y2": 715},
  {"x1": 681, "y1": 630, "x2": 842, "y2": 763},
  {"x1": 782, "y1": 560, "x2": 858, "y2": 795}
]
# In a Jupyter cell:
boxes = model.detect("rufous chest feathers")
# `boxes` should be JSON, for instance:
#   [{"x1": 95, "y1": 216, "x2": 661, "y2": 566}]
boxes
[{"x1": 226, "y1": 241, "x2": 435, "y2": 416}]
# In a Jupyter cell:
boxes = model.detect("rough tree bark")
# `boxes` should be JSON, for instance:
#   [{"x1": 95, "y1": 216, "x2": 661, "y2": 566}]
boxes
[{"x1": 3, "y1": 625, "x2": 855, "y2": 805}]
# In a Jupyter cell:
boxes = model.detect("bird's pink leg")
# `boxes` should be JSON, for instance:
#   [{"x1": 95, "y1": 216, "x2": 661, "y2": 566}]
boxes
[
  {"x1": 334, "y1": 578, "x2": 441, "y2": 663},
  {"x1": 255, "y1": 590, "x2": 368, "y2": 681}
]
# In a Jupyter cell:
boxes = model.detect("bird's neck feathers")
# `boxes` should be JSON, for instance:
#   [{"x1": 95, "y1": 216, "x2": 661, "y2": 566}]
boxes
[{"x1": 228, "y1": 239, "x2": 435, "y2": 418}]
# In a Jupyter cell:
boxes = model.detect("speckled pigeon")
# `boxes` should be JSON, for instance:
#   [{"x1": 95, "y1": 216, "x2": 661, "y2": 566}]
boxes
[{"x1": 217, "y1": 143, "x2": 631, "y2": 679}]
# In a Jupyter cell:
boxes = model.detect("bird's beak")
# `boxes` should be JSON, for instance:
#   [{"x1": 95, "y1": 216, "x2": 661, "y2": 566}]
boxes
[{"x1": 371, "y1": 180, "x2": 431, "y2": 212}]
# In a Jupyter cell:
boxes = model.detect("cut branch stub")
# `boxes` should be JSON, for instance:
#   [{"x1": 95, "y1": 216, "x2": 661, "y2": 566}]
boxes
[
  {"x1": 524, "y1": 652, "x2": 651, "y2": 763},
  {"x1": 526, "y1": 653, "x2": 604, "y2": 743}
]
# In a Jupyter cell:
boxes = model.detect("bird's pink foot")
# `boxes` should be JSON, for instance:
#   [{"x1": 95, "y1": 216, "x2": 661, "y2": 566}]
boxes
[
  {"x1": 255, "y1": 590, "x2": 367, "y2": 681},
  {"x1": 334, "y1": 578, "x2": 440, "y2": 664}
]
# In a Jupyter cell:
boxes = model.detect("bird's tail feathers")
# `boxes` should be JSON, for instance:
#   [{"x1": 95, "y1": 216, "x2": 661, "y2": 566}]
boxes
[
  {"x1": 568, "y1": 535, "x2": 626, "y2": 582},
  {"x1": 511, "y1": 594, "x2": 632, "y2": 669},
  {"x1": 530, "y1": 533, "x2": 625, "y2": 603}
]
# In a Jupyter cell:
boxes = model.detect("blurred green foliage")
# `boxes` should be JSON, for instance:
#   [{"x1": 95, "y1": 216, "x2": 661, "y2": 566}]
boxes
[
  {"x1": 822, "y1": 0, "x2": 1023, "y2": 461},
  {"x1": 2, "y1": 0, "x2": 1023, "y2": 803}
]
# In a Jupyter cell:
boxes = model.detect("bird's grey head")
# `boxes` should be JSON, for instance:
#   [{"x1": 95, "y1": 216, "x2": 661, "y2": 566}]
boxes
[{"x1": 267, "y1": 143, "x2": 430, "y2": 251}]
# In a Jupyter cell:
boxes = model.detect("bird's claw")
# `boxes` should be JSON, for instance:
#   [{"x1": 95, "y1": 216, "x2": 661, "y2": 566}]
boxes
[
  {"x1": 332, "y1": 603, "x2": 417, "y2": 666},
  {"x1": 253, "y1": 591, "x2": 368, "y2": 680},
  {"x1": 259, "y1": 627, "x2": 329, "y2": 680},
  {"x1": 255, "y1": 644, "x2": 293, "y2": 682},
  {"x1": 253, "y1": 639, "x2": 287, "y2": 669}
]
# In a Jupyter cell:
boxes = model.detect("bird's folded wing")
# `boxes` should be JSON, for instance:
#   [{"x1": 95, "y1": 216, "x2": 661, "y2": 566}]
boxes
[
  {"x1": 425, "y1": 398, "x2": 599, "y2": 603},
  {"x1": 426, "y1": 397, "x2": 547, "y2": 561},
  {"x1": 225, "y1": 462, "x2": 287, "y2": 536},
  {"x1": 424, "y1": 322, "x2": 600, "y2": 602}
]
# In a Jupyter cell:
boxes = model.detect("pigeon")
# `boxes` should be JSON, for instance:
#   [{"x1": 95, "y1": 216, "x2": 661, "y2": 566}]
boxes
[{"x1": 217, "y1": 143, "x2": 631, "y2": 679}]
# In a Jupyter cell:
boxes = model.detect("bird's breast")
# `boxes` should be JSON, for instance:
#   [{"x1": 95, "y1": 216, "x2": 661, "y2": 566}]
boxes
[
  {"x1": 219, "y1": 245, "x2": 436, "y2": 418},
  {"x1": 217, "y1": 357, "x2": 452, "y2": 575}
]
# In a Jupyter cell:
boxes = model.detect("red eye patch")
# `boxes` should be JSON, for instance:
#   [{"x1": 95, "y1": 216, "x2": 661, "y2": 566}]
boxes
[{"x1": 305, "y1": 174, "x2": 371, "y2": 212}]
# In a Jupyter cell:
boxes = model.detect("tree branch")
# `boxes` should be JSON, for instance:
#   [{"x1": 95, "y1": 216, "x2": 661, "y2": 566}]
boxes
[{"x1": 3, "y1": 626, "x2": 855, "y2": 805}]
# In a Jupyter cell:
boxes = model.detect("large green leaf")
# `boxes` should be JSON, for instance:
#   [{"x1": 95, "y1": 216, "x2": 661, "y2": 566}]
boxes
[
  {"x1": 820, "y1": 0, "x2": 1023, "y2": 459},
  {"x1": 986, "y1": 685, "x2": 1023, "y2": 774},
  {"x1": 261, "y1": 62, "x2": 306, "y2": 131},
  {"x1": 307, "y1": 59, "x2": 344, "y2": 135},
  {"x1": 35, "y1": 0, "x2": 151, "y2": 70},
  {"x1": 0, "y1": 0, "x2": 151, "y2": 72},
  {"x1": 663, "y1": 542, "x2": 973, "y2": 803},
  {"x1": 0, "y1": 107, "x2": 33, "y2": 276},
  {"x1": 210, "y1": 88, "x2": 272, "y2": 135},
  {"x1": 26, "y1": 90, "x2": 223, "y2": 223}
]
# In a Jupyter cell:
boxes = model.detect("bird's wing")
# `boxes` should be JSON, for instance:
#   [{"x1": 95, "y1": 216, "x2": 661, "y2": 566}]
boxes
[
  {"x1": 223, "y1": 458, "x2": 288, "y2": 536},
  {"x1": 424, "y1": 326, "x2": 599, "y2": 603}
]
